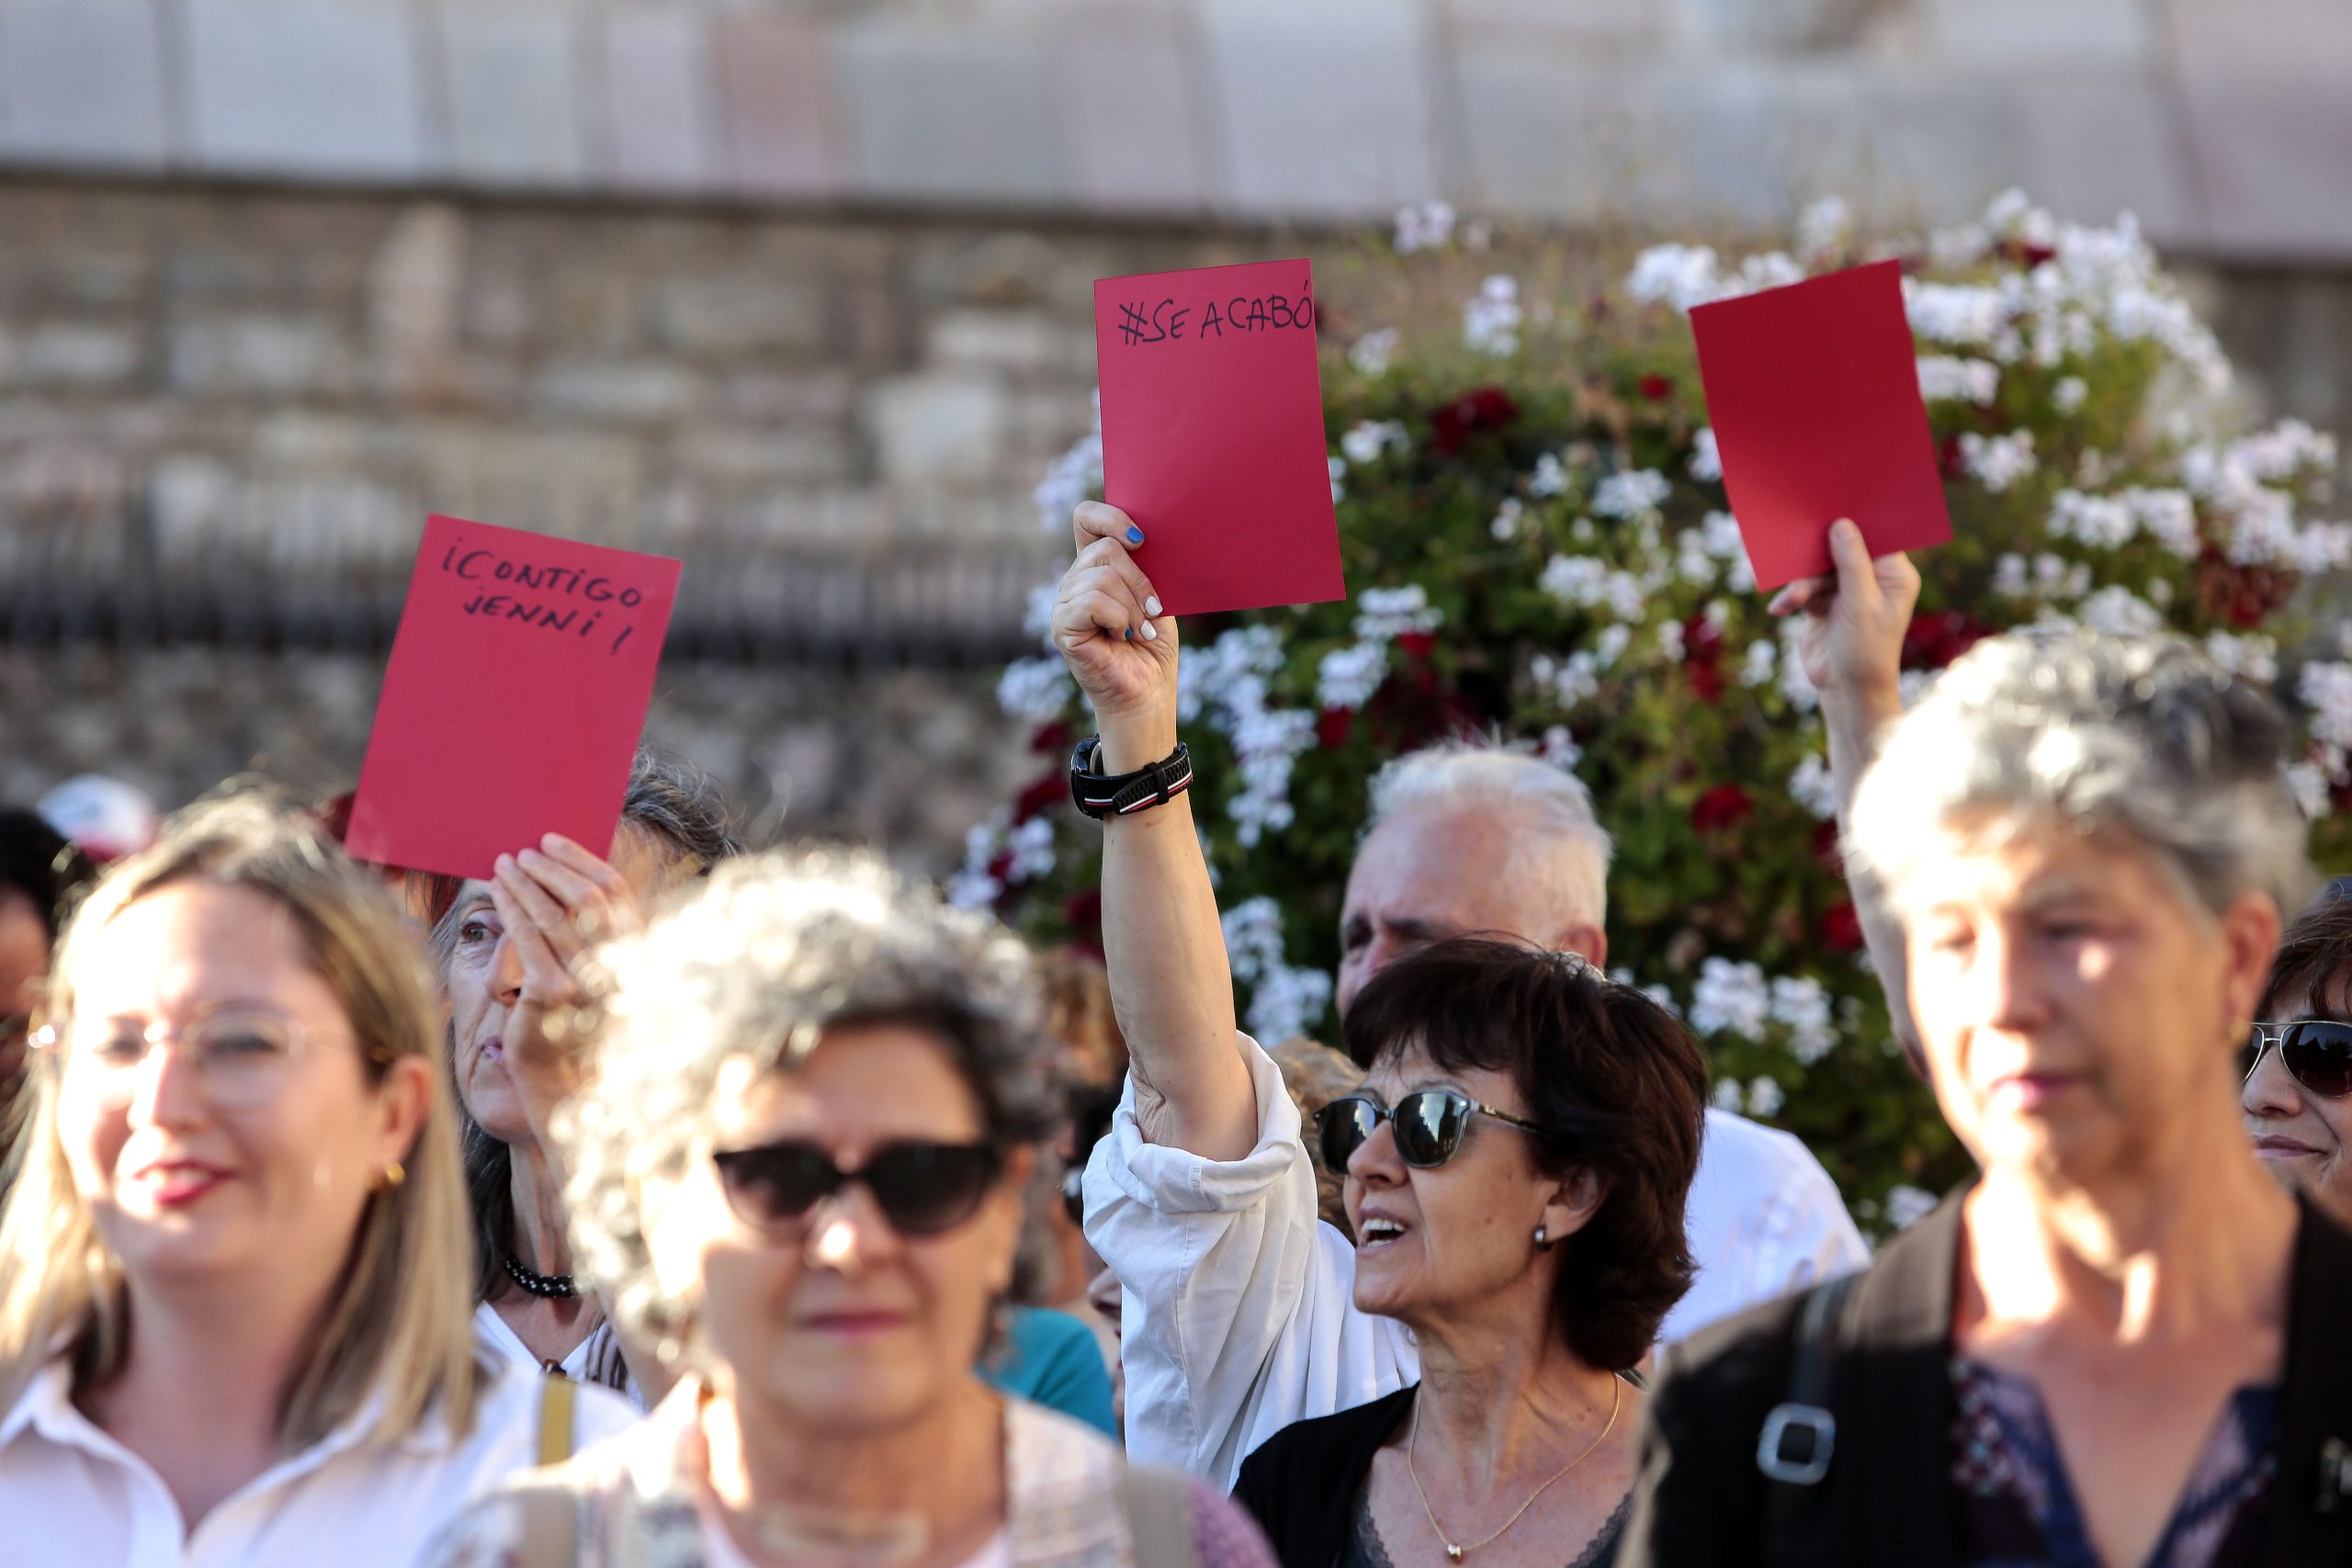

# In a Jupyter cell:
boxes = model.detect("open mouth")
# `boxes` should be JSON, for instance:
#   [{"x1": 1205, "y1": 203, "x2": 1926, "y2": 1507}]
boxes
[{"x1": 1358, "y1": 1217, "x2": 1409, "y2": 1250}]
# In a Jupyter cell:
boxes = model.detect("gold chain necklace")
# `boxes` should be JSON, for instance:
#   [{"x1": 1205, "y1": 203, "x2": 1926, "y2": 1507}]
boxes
[{"x1": 1405, "y1": 1376, "x2": 1623, "y2": 1562}]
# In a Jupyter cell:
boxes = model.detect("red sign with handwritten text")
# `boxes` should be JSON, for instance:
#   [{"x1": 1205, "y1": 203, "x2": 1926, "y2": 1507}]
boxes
[
  {"x1": 1093, "y1": 258, "x2": 1346, "y2": 615},
  {"x1": 346, "y1": 514, "x2": 682, "y2": 881}
]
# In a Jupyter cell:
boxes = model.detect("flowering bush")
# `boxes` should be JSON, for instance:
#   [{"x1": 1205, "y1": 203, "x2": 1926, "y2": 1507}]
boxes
[{"x1": 965, "y1": 191, "x2": 2349, "y2": 1226}]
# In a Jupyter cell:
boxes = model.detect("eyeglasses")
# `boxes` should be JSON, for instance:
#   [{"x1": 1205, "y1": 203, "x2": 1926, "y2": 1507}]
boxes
[
  {"x1": 2243, "y1": 1019, "x2": 2352, "y2": 1100},
  {"x1": 711, "y1": 1139, "x2": 1003, "y2": 1238},
  {"x1": 1317, "y1": 1089, "x2": 1552, "y2": 1172},
  {"x1": 32, "y1": 1007, "x2": 322, "y2": 1110}
]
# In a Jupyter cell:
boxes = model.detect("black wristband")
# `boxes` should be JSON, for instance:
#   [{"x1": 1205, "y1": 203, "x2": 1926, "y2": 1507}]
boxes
[{"x1": 1069, "y1": 736, "x2": 1193, "y2": 820}]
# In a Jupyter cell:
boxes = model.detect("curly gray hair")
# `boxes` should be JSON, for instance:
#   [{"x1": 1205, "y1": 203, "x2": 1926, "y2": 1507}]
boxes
[
  {"x1": 1847, "y1": 626, "x2": 2314, "y2": 924},
  {"x1": 557, "y1": 845, "x2": 1059, "y2": 1365}
]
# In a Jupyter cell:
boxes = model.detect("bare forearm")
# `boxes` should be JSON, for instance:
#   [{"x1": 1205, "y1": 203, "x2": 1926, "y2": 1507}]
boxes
[{"x1": 1099, "y1": 714, "x2": 1256, "y2": 1161}]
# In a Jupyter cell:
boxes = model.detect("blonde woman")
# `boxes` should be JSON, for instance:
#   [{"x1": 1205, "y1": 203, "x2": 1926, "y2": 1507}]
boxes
[
  {"x1": 423, "y1": 849, "x2": 1274, "y2": 1568},
  {"x1": 0, "y1": 796, "x2": 632, "y2": 1566}
]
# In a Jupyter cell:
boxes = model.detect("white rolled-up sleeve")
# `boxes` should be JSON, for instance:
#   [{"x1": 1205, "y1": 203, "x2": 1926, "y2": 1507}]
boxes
[{"x1": 1082, "y1": 1032, "x2": 1418, "y2": 1489}]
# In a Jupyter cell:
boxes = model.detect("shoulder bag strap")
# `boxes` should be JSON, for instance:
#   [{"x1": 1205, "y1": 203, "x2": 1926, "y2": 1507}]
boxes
[
  {"x1": 1124, "y1": 1463, "x2": 1204, "y2": 1568},
  {"x1": 1759, "y1": 1270, "x2": 1861, "y2": 1567}
]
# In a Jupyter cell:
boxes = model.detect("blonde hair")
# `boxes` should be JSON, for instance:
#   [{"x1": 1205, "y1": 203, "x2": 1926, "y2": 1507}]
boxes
[{"x1": 0, "y1": 795, "x2": 482, "y2": 1449}]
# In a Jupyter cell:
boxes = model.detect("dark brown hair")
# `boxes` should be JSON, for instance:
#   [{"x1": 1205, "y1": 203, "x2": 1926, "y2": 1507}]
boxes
[
  {"x1": 2260, "y1": 888, "x2": 2352, "y2": 1019},
  {"x1": 1340, "y1": 937, "x2": 1707, "y2": 1371}
]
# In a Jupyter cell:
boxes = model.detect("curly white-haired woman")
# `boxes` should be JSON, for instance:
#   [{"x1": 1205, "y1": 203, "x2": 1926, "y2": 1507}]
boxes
[
  {"x1": 0, "y1": 796, "x2": 632, "y2": 1568},
  {"x1": 1623, "y1": 523, "x2": 2352, "y2": 1567},
  {"x1": 422, "y1": 847, "x2": 1278, "y2": 1568}
]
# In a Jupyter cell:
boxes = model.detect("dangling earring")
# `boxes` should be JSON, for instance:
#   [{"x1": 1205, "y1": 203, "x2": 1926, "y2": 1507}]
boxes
[
  {"x1": 1532, "y1": 1224, "x2": 1553, "y2": 1252},
  {"x1": 379, "y1": 1160, "x2": 406, "y2": 1190}
]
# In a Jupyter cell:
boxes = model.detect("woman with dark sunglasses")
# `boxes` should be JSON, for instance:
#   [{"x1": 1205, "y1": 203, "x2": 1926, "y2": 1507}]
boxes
[
  {"x1": 1623, "y1": 525, "x2": 2352, "y2": 1567},
  {"x1": 422, "y1": 847, "x2": 1276, "y2": 1568},
  {"x1": 1231, "y1": 940, "x2": 1707, "y2": 1568},
  {"x1": 2243, "y1": 894, "x2": 2352, "y2": 1224}
]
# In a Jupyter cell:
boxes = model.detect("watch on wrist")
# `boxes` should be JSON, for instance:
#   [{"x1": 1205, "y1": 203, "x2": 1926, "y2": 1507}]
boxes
[{"x1": 1069, "y1": 736, "x2": 1193, "y2": 820}]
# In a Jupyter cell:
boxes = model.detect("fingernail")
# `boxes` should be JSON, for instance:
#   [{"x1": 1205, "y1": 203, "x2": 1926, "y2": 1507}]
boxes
[
  {"x1": 1141, "y1": 621, "x2": 1159, "y2": 641},
  {"x1": 1126, "y1": 525, "x2": 1145, "y2": 545},
  {"x1": 1145, "y1": 595, "x2": 1162, "y2": 617},
  {"x1": 1124, "y1": 626, "x2": 1135, "y2": 641}
]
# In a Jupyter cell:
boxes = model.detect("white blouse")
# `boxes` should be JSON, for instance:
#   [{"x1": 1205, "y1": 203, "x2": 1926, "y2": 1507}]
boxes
[
  {"x1": 1082, "y1": 1031, "x2": 1869, "y2": 1488},
  {"x1": 0, "y1": 1352, "x2": 637, "y2": 1568},
  {"x1": 473, "y1": 1302, "x2": 645, "y2": 1411}
]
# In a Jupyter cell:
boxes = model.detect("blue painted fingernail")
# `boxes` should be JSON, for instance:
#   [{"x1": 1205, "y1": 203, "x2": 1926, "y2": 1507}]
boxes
[
  {"x1": 1124, "y1": 626, "x2": 1135, "y2": 641},
  {"x1": 1126, "y1": 525, "x2": 1145, "y2": 545}
]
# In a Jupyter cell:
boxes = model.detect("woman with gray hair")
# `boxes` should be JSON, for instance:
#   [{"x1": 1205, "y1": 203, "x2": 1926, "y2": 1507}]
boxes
[
  {"x1": 1622, "y1": 521, "x2": 2352, "y2": 1567},
  {"x1": 422, "y1": 847, "x2": 1279, "y2": 1568},
  {"x1": 440, "y1": 749, "x2": 738, "y2": 1403}
]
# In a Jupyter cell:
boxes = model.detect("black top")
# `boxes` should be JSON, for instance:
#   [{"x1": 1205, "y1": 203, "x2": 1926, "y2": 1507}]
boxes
[
  {"x1": 1235, "y1": 1384, "x2": 1627, "y2": 1568},
  {"x1": 1618, "y1": 1188, "x2": 2352, "y2": 1568}
]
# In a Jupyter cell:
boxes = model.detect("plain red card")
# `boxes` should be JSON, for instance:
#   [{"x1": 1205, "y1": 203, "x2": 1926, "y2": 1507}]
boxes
[
  {"x1": 1690, "y1": 258, "x2": 1952, "y2": 592},
  {"x1": 1093, "y1": 258, "x2": 1346, "y2": 615},
  {"x1": 346, "y1": 515, "x2": 681, "y2": 881}
]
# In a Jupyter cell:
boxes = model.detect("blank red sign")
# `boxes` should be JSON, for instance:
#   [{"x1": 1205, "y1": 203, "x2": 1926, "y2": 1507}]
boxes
[
  {"x1": 1093, "y1": 258, "x2": 1347, "y2": 615},
  {"x1": 1690, "y1": 259, "x2": 1952, "y2": 592},
  {"x1": 346, "y1": 514, "x2": 681, "y2": 881}
]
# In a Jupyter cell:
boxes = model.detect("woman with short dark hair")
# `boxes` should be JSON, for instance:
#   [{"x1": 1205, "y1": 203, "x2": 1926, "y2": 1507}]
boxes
[
  {"x1": 2243, "y1": 894, "x2": 2352, "y2": 1225},
  {"x1": 1234, "y1": 937, "x2": 1705, "y2": 1568}
]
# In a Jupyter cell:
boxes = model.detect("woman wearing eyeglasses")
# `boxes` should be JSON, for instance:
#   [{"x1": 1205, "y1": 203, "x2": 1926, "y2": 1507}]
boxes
[
  {"x1": 2243, "y1": 896, "x2": 2352, "y2": 1224},
  {"x1": 422, "y1": 848, "x2": 1277, "y2": 1568},
  {"x1": 0, "y1": 796, "x2": 633, "y2": 1568},
  {"x1": 1621, "y1": 526, "x2": 2352, "y2": 1566}
]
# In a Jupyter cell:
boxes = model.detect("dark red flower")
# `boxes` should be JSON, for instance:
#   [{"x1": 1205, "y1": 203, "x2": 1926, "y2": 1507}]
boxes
[
  {"x1": 1011, "y1": 770, "x2": 1066, "y2": 825},
  {"x1": 1690, "y1": 783, "x2": 1754, "y2": 834},
  {"x1": 1028, "y1": 719, "x2": 1075, "y2": 756},
  {"x1": 1638, "y1": 373, "x2": 1674, "y2": 402},
  {"x1": 1819, "y1": 902, "x2": 1866, "y2": 953},
  {"x1": 1063, "y1": 889, "x2": 1104, "y2": 953},
  {"x1": 1394, "y1": 630, "x2": 1438, "y2": 662},
  {"x1": 1812, "y1": 819, "x2": 1843, "y2": 870},
  {"x1": 1937, "y1": 432, "x2": 1967, "y2": 479},
  {"x1": 1901, "y1": 610, "x2": 1990, "y2": 672},
  {"x1": 1681, "y1": 614, "x2": 1726, "y2": 705},
  {"x1": 1429, "y1": 386, "x2": 1521, "y2": 456},
  {"x1": 985, "y1": 850, "x2": 1013, "y2": 884},
  {"x1": 1317, "y1": 706, "x2": 1354, "y2": 749}
]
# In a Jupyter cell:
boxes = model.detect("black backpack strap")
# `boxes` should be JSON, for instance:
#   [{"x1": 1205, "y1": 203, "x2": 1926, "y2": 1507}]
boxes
[{"x1": 1758, "y1": 1270, "x2": 1861, "y2": 1566}]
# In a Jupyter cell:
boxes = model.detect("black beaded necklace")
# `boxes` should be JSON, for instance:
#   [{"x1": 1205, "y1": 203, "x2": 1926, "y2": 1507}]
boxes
[{"x1": 501, "y1": 1249, "x2": 578, "y2": 1300}]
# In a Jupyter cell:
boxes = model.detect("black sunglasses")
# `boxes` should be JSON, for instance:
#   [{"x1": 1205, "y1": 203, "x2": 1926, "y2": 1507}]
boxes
[
  {"x1": 2244, "y1": 1020, "x2": 2352, "y2": 1100},
  {"x1": 1317, "y1": 1089, "x2": 1551, "y2": 1172},
  {"x1": 711, "y1": 1140, "x2": 1002, "y2": 1237}
]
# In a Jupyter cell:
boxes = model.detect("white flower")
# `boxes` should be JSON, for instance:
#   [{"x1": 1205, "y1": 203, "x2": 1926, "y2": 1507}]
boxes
[
  {"x1": 1490, "y1": 498, "x2": 1523, "y2": 540},
  {"x1": 1592, "y1": 468, "x2": 1671, "y2": 519},
  {"x1": 1675, "y1": 528, "x2": 1718, "y2": 587},
  {"x1": 2300, "y1": 661, "x2": 2352, "y2": 750},
  {"x1": 1779, "y1": 619, "x2": 1819, "y2": 713},
  {"x1": 1711, "y1": 1078, "x2": 1747, "y2": 1113},
  {"x1": 996, "y1": 656, "x2": 1076, "y2": 725},
  {"x1": 2203, "y1": 632, "x2": 2278, "y2": 683},
  {"x1": 1350, "y1": 328, "x2": 1400, "y2": 377},
  {"x1": 1917, "y1": 355, "x2": 2000, "y2": 405},
  {"x1": 1994, "y1": 552, "x2": 2030, "y2": 597},
  {"x1": 1885, "y1": 1185, "x2": 1939, "y2": 1230},
  {"x1": 1770, "y1": 976, "x2": 1837, "y2": 1065},
  {"x1": 1317, "y1": 641, "x2": 1389, "y2": 712},
  {"x1": 1531, "y1": 650, "x2": 1602, "y2": 708},
  {"x1": 1959, "y1": 430, "x2": 2037, "y2": 493},
  {"x1": 1247, "y1": 963, "x2": 1335, "y2": 1045},
  {"x1": 1529, "y1": 453, "x2": 1571, "y2": 499},
  {"x1": 1023, "y1": 579, "x2": 1058, "y2": 648},
  {"x1": 1737, "y1": 253, "x2": 1805, "y2": 293},
  {"x1": 1689, "y1": 427, "x2": 1723, "y2": 483},
  {"x1": 1690, "y1": 957, "x2": 1771, "y2": 1038},
  {"x1": 1539, "y1": 725, "x2": 1583, "y2": 770},
  {"x1": 1464, "y1": 275, "x2": 1522, "y2": 356},
  {"x1": 1904, "y1": 280, "x2": 2008, "y2": 348},
  {"x1": 2289, "y1": 762, "x2": 2334, "y2": 821},
  {"x1": 1795, "y1": 197, "x2": 1851, "y2": 264},
  {"x1": 2077, "y1": 585, "x2": 2164, "y2": 637},
  {"x1": 1746, "y1": 1077, "x2": 1787, "y2": 1119},
  {"x1": 1656, "y1": 619, "x2": 1686, "y2": 664},
  {"x1": 1353, "y1": 584, "x2": 1443, "y2": 642},
  {"x1": 1393, "y1": 201, "x2": 1456, "y2": 254},
  {"x1": 1329, "y1": 455, "x2": 1346, "y2": 505},
  {"x1": 2132, "y1": 489, "x2": 2200, "y2": 557},
  {"x1": 2054, "y1": 376, "x2": 2088, "y2": 413},
  {"x1": 1790, "y1": 753, "x2": 1839, "y2": 819},
  {"x1": 1340, "y1": 420, "x2": 1409, "y2": 466},
  {"x1": 1033, "y1": 389, "x2": 1103, "y2": 533},
  {"x1": 1700, "y1": 510, "x2": 1757, "y2": 592},
  {"x1": 1625, "y1": 243, "x2": 1726, "y2": 312},
  {"x1": 1005, "y1": 816, "x2": 1057, "y2": 881},
  {"x1": 1741, "y1": 638, "x2": 1778, "y2": 688},
  {"x1": 1594, "y1": 625, "x2": 1633, "y2": 670}
]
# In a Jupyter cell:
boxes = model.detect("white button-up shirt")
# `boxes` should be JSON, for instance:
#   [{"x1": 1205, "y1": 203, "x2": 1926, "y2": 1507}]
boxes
[
  {"x1": 0, "y1": 1352, "x2": 637, "y2": 1568},
  {"x1": 1083, "y1": 1032, "x2": 1869, "y2": 1488}
]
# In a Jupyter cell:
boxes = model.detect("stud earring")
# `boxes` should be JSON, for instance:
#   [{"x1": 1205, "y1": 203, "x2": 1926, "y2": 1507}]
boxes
[
  {"x1": 1532, "y1": 1224, "x2": 1553, "y2": 1252},
  {"x1": 380, "y1": 1159, "x2": 406, "y2": 1190}
]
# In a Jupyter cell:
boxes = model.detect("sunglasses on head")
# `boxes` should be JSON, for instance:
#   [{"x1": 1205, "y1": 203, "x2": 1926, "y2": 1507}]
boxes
[
  {"x1": 2243, "y1": 1019, "x2": 2352, "y2": 1100},
  {"x1": 711, "y1": 1139, "x2": 1002, "y2": 1237},
  {"x1": 1316, "y1": 1089, "x2": 1551, "y2": 1172}
]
